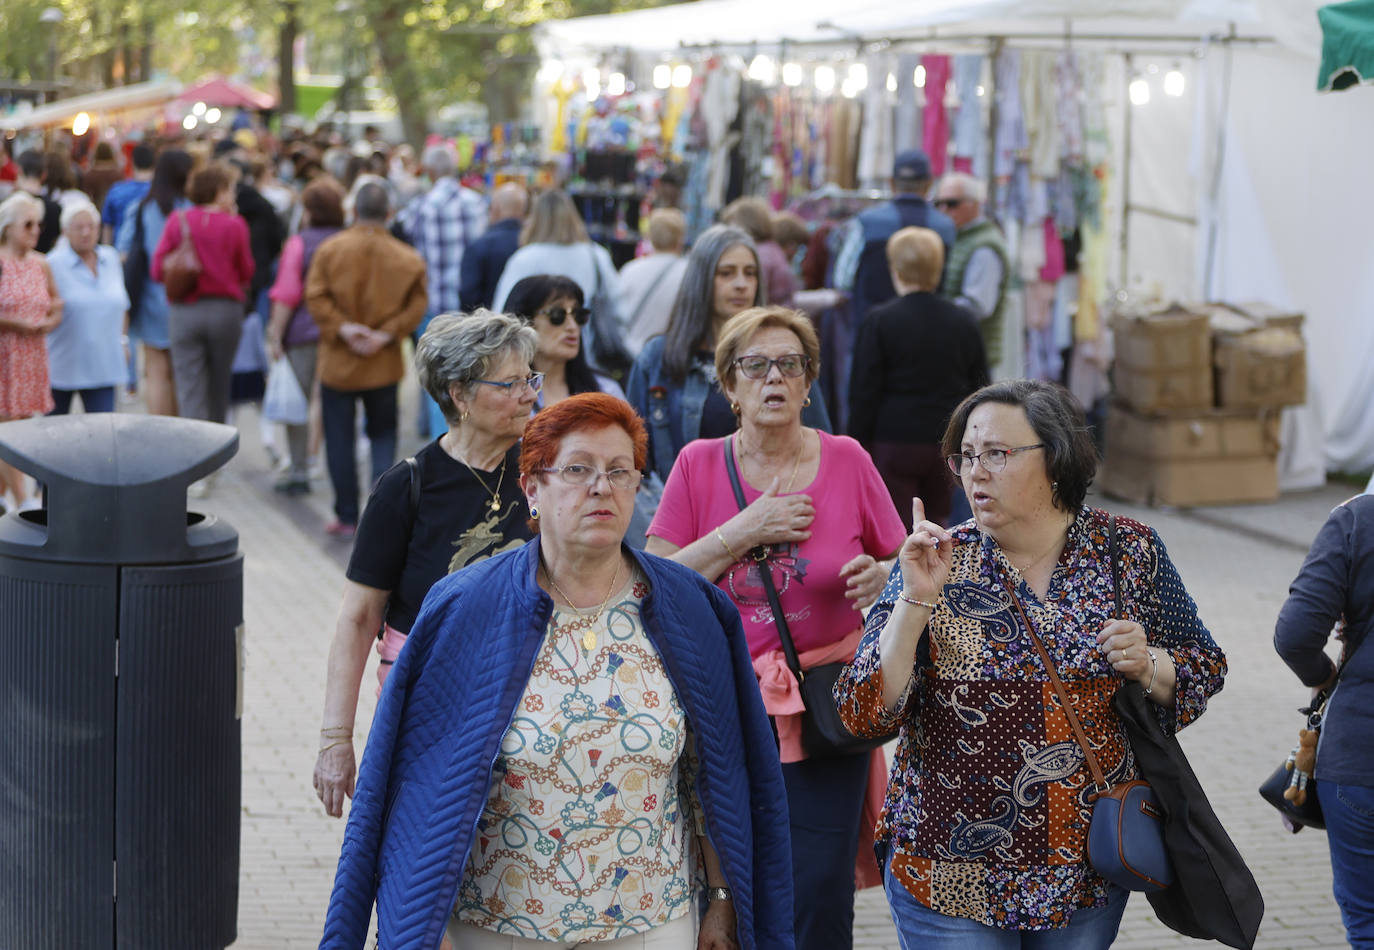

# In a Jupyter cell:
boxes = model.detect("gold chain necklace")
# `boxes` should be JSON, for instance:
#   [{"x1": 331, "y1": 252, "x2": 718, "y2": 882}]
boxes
[
  {"x1": 457, "y1": 451, "x2": 507, "y2": 512},
  {"x1": 735, "y1": 430, "x2": 807, "y2": 493},
  {"x1": 542, "y1": 558, "x2": 622, "y2": 654}
]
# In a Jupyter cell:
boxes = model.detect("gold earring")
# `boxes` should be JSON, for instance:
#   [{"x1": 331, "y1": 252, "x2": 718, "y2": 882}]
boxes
[
  {"x1": 529, "y1": 505, "x2": 539, "y2": 519},
  {"x1": 460, "y1": 410, "x2": 470, "y2": 422},
  {"x1": 803, "y1": 396, "x2": 811, "y2": 408},
  {"x1": 731, "y1": 402, "x2": 741, "y2": 415}
]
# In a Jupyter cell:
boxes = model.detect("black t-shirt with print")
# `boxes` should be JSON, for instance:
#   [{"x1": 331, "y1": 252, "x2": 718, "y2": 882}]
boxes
[{"x1": 347, "y1": 439, "x2": 533, "y2": 633}]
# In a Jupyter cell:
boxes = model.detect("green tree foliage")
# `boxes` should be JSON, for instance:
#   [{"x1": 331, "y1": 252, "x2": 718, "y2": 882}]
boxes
[{"x1": 3, "y1": 0, "x2": 681, "y2": 146}]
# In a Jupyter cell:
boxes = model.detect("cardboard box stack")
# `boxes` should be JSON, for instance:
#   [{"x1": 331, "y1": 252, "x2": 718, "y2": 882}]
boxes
[{"x1": 1099, "y1": 301, "x2": 1306, "y2": 506}]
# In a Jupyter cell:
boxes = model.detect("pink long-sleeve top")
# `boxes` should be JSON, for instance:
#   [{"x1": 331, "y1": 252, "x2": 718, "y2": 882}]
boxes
[{"x1": 151, "y1": 206, "x2": 254, "y2": 303}]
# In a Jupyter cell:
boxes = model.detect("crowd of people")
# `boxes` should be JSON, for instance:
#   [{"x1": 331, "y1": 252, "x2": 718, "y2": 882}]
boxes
[{"x1": 1, "y1": 128, "x2": 1367, "y2": 950}]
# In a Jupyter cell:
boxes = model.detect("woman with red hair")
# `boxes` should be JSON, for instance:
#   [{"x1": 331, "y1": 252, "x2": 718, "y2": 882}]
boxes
[{"x1": 322, "y1": 392, "x2": 795, "y2": 950}]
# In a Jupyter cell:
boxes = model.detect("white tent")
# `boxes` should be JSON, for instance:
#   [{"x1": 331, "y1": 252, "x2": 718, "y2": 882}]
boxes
[
  {"x1": 540, "y1": 0, "x2": 1374, "y2": 481},
  {"x1": 1, "y1": 80, "x2": 183, "y2": 132}
]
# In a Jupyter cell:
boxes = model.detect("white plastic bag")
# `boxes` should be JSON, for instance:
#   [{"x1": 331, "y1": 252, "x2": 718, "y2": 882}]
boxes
[{"x1": 263, "y1": 355, "x2": 309, "y2": 425}]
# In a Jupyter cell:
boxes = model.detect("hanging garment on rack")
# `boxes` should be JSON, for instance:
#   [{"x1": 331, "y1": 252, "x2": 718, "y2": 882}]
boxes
[
  {"x1": 1056, "y1": 51, "x2": 1085, "y2": 163},
  {"x1": 894, "y1": 53, "x2": 923, "y2": 155},
  {"x1": 952, "y1": 54, "x2": 988, "y2": 178},
  {"x1": 1081, "y1": 53, "x2": 1111, "y2": 169},
  {"x1": 994, "y1": 48, "x2": 1028, "y2": 179},
  {"x1": 703, "y1": 64, "x2": 742, "y2": 214},
  {"x1": 1022, "y1": 51, "x2": 1061, "y2": 180},
  {"x1": 858, "y1": 53, "x2": 897, "y2": 189},
  {"x1": 1023, "y1": 280, "x2": 1061, "y2": 381},
  {"x1": 921, "y1": 54, "x2": 952, "y2": 177}
]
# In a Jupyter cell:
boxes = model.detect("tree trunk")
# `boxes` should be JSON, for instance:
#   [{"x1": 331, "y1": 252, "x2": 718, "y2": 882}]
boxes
[
  {"x1": 371, "y1": 0, "x2": 428, "y2": 149},
  {"x1": 278, "y1": 0, "x2": 298, "y2": 114},
  {"x1": 117, "y1": 19, "x2": 130, "y2": 85},
  {"x1": 138, "y1": 18, "x2": 153, "y2": 83}
]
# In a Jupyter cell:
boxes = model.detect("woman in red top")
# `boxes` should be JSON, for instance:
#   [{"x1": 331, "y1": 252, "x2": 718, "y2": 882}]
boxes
[
  {"x1": 152, "y1": 162, "x2": 254, "y2": 436},
  {"x1": 0, "y1": 191, "x2": 62, "y2": 510}
]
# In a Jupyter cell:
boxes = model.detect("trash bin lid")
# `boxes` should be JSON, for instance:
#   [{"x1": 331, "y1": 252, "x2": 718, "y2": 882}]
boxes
[{"x1": 0, "y1": 414, "x2": 238, "y2": 564}]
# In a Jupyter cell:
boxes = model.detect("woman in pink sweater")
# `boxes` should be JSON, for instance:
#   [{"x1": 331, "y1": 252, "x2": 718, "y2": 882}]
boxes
[{"x1": 152, "y1": 161, "x2": 254, "y2": 431}]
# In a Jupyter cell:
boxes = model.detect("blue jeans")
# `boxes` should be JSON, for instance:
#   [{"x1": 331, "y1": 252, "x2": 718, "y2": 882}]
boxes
[
  {"x1": 782, "y1": 752, "x2": 871, "y2": 950},
  {"x1": 884, "y1": 858, "x2": 1128, "y2": 949},
  {"x1": 320, "y1": 382, "x2": 398, "y2": 525},
  {"x1": 49, "y1": 387, "x2": 116, "y2": 414},
  {"x1": 1319, "y1": 780, "x2": 1374, "y2": 947}
]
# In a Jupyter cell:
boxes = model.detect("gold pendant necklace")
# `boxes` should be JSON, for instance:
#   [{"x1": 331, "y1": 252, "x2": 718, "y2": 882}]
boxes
[
  {"x1": 458, "y1": 452, "x2": 507, "y2": 512},
  {"x1": 543, "y1": 558, "x2": 621, "y2": 654}
]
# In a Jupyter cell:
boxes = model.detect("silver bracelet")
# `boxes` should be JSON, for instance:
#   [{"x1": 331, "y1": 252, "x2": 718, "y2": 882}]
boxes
[{"x1": 1143, "y1": 649, "x2": 1159, "y2": 697}]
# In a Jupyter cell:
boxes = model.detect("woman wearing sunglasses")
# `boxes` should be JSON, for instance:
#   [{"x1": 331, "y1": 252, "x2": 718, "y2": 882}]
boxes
[
  {"x1": 0, "y1": 191, "x2": 62, "y2": 511},
  {"x1": 503, "y1": 274, "x2": 625, "y2": 410},
  {"x1": 646, "y1": 306, "x2": 907, "y2": 950}
]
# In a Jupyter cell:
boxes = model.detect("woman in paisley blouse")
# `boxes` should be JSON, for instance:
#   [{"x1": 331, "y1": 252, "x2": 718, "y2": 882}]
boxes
[
  {"x1": 321, "y1": 393, "x2": 793, "y2": 950},
  {"x1": 835, "y1": 379, "x2": 1228, "y2": 947}
]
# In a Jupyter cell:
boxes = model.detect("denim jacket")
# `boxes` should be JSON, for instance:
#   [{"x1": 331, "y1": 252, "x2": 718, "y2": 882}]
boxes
[{"x1": 626, "y1": 335, "x2": 833, "y2": 483}]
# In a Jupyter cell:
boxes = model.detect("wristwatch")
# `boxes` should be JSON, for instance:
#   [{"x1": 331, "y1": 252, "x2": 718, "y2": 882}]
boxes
[{"x1": 707, "y1": 886, "x2": 733, "y2": 903}]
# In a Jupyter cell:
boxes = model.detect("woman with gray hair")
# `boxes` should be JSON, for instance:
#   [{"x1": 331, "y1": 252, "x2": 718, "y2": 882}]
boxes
[
  {"x1": 313, "y1": 309, "x2": 540, "y2": 818},
  {"x1": 45, "y1": 197, "x2": 130, "y2": 414},
  {"x1": 0, "y1": 190, "x2": 62, "y2": 510},
  {"x1": 626, "y1": 224, "x2": 831, "y2": 486}
]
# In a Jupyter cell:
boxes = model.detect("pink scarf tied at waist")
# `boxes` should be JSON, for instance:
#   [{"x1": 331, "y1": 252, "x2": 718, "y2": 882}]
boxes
[{"x1": 752, "y1": 626, "x2": 889, "y2": 890}]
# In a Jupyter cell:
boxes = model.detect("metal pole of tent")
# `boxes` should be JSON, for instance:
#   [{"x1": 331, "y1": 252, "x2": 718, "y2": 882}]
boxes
[{"x1": 1120, "y1": 51, "x2": 1134, "y2": 290}]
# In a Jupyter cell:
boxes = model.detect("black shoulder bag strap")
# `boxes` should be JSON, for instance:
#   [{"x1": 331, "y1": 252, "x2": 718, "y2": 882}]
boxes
[{"x1": 723, "y1": 436, "x2": 806, "y2": 682}]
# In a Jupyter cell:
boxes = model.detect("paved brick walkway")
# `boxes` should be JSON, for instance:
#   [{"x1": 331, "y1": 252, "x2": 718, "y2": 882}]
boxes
[{"x1": 186, "y1": 400, "x2": 1355, "y2": 949}]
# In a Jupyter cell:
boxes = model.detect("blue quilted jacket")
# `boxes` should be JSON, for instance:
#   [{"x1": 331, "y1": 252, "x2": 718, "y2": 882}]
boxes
[{"x1": 320, "y1": 539, "x2": 795, "y2": 949}]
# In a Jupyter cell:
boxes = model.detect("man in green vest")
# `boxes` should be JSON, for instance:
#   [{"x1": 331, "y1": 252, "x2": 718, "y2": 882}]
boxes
[{"x1": 935, "y1": 173, "x2": 1010, "y2": 375}]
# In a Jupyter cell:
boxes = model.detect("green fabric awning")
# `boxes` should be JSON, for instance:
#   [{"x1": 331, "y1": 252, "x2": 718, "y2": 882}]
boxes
[{"x1": 1319, "y1": 0, "x2": 1374, "y2": 91}]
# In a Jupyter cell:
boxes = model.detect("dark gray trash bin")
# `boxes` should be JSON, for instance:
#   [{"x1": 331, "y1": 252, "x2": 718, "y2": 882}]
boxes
[{"x1": 0, "y1": 414, "x2": 242, "y2": 950}]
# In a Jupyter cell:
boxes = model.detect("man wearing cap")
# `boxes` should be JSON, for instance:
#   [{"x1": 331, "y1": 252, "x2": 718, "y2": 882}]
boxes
[
  {"x1": 831, "y1": 148, "x2": 955, "y2": 427},
  {"x1": 935, "y1": 171, "x2": 1009, "y2": 374}
]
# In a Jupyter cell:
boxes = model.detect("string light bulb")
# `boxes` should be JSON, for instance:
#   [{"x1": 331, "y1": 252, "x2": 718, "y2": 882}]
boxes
[
  {"x1": 782, "y1": 62, "x2": 803, "y2": 87},
  {"x1": 653, "y1": 64, "x2": 671, "y2": 89},
  {"x1": 1129, "y1": 77, "x2": 1151, "y2": 105},
  {"x1": 1164, "y1": 66, "x2": 1185, "y2": 97},
  {"x1": 814, "y1": 65, "x2": 836, "y2": 93}
]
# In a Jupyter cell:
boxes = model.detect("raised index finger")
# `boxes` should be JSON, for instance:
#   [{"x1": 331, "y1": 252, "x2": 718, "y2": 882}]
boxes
[{"x1": 912, "y1": 496, "x2": 926, "y2": 528}]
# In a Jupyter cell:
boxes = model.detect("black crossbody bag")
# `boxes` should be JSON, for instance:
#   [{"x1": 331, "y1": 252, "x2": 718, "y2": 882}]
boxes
[{"x1": 723, "y1": 437, "x2": 895, "y2": 757}]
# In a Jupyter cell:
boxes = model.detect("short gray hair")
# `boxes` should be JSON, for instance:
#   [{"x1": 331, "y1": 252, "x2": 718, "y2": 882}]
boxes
[
  {"x1": 353, "y1": 181, "x2": 389, "y2": 222},
  {"x1": 0, "y1": 191, "x2": 43, "y2": 243},
  {"x1": 60, "y1": 197, "x2": 100, "y2": 232},
  {"x1": 940, "y1": 171, "x2": 987, "y2": 206},
  {"x1": 422, "y1": 143, "x2": 457, "y2": 179},
  {"x1": 415, "y1": 310, "x2": 537, "y2": 425}
]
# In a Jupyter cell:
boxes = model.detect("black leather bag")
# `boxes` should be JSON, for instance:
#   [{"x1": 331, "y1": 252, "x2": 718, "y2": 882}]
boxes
[
  {"x1": 723, "y1": 438, "x2": 894, "y2": 758},
  {"x1": 122, "y1": 197, "x2": 150, "y2": 315}
]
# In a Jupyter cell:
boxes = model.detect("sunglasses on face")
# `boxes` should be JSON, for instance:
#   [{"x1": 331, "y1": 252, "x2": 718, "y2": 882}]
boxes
[
  {"x1": 539, "y1": 306, "x2": 591, "y2": 327},
  {"x1": 934, "y1": 198, "x2": 966, "y2": 211}
]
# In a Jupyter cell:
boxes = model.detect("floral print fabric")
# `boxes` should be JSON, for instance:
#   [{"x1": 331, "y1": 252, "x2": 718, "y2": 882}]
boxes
[
  {"x1": 455, "y1": 573, "x2": 698, "y2": 940},
  {"x1": 835, "y1": 507, "x2": 1227, "y2": 930}
]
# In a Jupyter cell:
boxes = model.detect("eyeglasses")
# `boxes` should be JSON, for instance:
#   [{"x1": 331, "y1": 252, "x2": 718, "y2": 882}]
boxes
[
  {"x1": 934, "y1": 198, "x2": 966, "y2": 211},
  {"x1": 733, "y1": 353, "x2": 810, "y2": 379},
  {"x1": 474, "y1": 372, "x2": 544, "y2": 395},
  {"x1": 946, "y1": 443, "x2": 1045, "y2": 476},
  {"x1": 21, "y1": 220, "x2": 40, "y2": 230},
  {"x1": 539, "y1": 306, "x2": 591, "y2": 327},
  {"x1": 540, "y1": 463, "x2": 643, "y2": 491}
]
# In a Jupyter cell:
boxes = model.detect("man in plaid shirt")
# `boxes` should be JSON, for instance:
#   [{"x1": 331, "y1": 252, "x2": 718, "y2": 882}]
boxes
[
  {"x1": 403, "y1": 143, "x2": 488, "y2": 435},
  {"x1": 405, "y1": 143, "x2": 488, "y2": 316}
]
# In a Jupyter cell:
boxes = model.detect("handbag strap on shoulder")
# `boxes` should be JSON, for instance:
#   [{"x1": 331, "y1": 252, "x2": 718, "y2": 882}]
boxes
[
  {"x1": 1001, "y1": 572, "x2": 1111, "y2": 794},
  {"x1": 723, "y1": 436, "x2": 804, "y2": 680}
]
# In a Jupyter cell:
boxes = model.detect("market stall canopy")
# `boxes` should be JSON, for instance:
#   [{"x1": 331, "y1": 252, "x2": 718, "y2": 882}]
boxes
[
  {"x1": 1318, "y1": 0, "x2": 1374, "y2": 89},
  {"x1": 174, "y1": 77, "x2": 276, "y2": 111},
  {"x1": 1, "y1": 80, "x2": 183, "y2": 131},
  {"x1": 537, "y1": 0, "x2": 1319, "y2": 56}
]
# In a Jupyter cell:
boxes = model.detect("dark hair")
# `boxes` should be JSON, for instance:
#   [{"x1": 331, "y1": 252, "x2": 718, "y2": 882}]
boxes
[
  {"x1": 146, "y1": 149, "x2": 193, "y2": 216},
  {"x1": 187, "y1": 162, "x2": 233, "y2": 205},
  {"x1": 661, "y1": 224, "x2": 761, "y2": 384},
  {"x1": 300, "y1": 177, "x2": 346, "y2": 228},
  {"x1": 43, "y1": 150, "x2": 76, "y2": 191},
  {"x1": 940, "y1": 379, "x2": 1098, "y2": 512},
  {"x1": 93, "y1": 142, "x2": 118, "y2": 164},
  {"x1": 353, "y1": 181, "x2": 389, "y2": 221},
  {"x1": 504, "y1": 275, "x2": 599, "y2": 397},
  {"x1": 17, "y1": 149, "x2": 45, "y2": 180},
  {"x1": 131, "y1": 144, "x2": 156, "y2": 171}
]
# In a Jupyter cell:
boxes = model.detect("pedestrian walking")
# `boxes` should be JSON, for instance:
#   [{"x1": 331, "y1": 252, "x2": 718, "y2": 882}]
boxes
[{"x1": 304, "y1": 181, "x2": 427, "y2": 537}]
